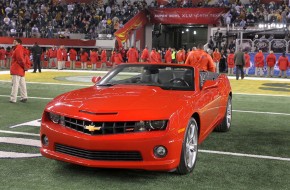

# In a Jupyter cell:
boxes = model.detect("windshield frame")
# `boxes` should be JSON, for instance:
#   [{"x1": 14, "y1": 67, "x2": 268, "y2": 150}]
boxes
[{"x1": 97, "y1": 64, "x2": 195, "y2": 91}]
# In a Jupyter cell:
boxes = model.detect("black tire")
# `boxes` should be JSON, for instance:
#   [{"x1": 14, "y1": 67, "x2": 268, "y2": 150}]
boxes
[
  {"x1": 215, "y1": 96, "x2": 232, "y2": 132},
  {"x1": 176, "y1": 118, "x2": 199, "y2": 175}
]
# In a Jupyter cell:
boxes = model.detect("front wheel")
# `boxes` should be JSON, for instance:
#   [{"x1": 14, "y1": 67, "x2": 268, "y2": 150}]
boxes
[{"x1": 176, "y1": 118, "x2": 199, "y2": 175}]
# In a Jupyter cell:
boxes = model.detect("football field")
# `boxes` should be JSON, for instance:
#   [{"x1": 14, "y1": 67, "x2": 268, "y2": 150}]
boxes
[{"x1": 0, "y1": 70, "x2": 290, "y2": 190}]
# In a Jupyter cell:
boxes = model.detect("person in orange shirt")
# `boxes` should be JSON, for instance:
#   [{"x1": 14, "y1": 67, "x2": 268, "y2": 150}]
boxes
[
  {"x1": 227, "y1": 50, "x2": 235, "y2": 75},
  {"x1": 127, "y1": 46, "x2": 139, "y2": 63},
  {"x1": 69, "y1": 48, "x2": 77, "y2": 69},
  {"x1": 157, "y1": 50, "x2": 162, "y2": 63},
  {"x1": 277, "y1": 52, "x2": 289, "y2": 78},
  {"x1": 47, "y1": 46, "x2": 57, "y2": 69},
  {"x1": 141, "y1": 46, "x2": 149, "y2": 62},
  {"x1": 244, "y1": 51, "x2": 251, "y2": 76},
  {"x1": 213, "y1": 48, "x2": 221, "y2": 73},
  {"x1": 90, "y1": 49, "x2": 99, "y2": 70},
  {"x1": 80, "y1": 48, "x2": 89, "y2": 70},
  {"x1": 176, "y1": 48, "x2": 185, "y2": 64},
  {"x1": 150, "y1": 48, "x2": 159, "y2": 63},
  {"x1": 266, "y1": 50, "x2": 276, "y2": 77},
  {"x1": 254, "y1": 50, "x2": 265, "y2": 77},
  {"x1": 0, "y1": 47, "x2": 6, "y2": 68},
  {"x1": 164, "y1": 48, "x2": 172, "y2": 63}
]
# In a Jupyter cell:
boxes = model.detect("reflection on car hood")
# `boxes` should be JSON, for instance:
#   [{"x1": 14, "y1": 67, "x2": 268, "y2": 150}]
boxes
[{"x1": 49, "y1": 85, "x2": 193, "y2": 116}]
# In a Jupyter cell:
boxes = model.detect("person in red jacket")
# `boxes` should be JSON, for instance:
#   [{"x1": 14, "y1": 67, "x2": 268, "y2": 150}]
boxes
[
  {"x1": 244, "y1": 51, "x2": 251, "y2": 76},
  {"x1": 47, "y1": 46, "x2": 57, "y2": 69},
  {"x1": 101, "y1": 49, "x2": 107, "y2": 69},
  {"x1": 114, "y1": 50, "x2": 123, "y2": 65},
  {"x1": 90, "y1": 49, "x2": 99, "y2": 70},
  {"x1": 69, "y1": 48, "x2": 77, "y2": 69},
  {"x1": 141, "y1": 46, "x2": 149, "y2": 62},
  {"x1": 254, "y1": 50, "x2": 265, "y2": 77},
  {"x1": 5, "y1": 47, "x2": 12, "y2": 69},
  {"x1": 57, "y1": 45, "x2": 66, "y2": 70},
  {"x1": 164, "y1": 47, "x2": 172, "y2": 63},
  {"x1": 126, "y1": 46, "x2": 139, "y2": 63},
  {"x1": 157, "y1": 50, "x2": 162, "y2": 63},
  {"x1": 176, "y1": 48, "x2": 185, "y2": 64},
  {"x1": 266, "y1": 51, "x2": 276, "y2": 77},
  {"x1": 277, "y1": 52, "x2": 289, "y2": 78},
  {"x1": 213, "y1": 48, "x2": 221, "y2": 73},
  {"x1": 150, "y1": 48, "x2": 159, "y2": 63},
  {"x1": 10, "y1": 39, "x2": 28, "y2": 103},
  {"x1": 0, "y1": 47, "x2": 6, "y2": 68},
  {"x1": 227, "y1": 50, "x2": 235, "y2": 76},
  {"x1": 80, "y1": 48, "x2": 89, "y2": 70}
]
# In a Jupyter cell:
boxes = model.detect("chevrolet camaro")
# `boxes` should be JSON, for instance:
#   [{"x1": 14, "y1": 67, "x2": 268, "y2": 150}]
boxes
[{"x1": 40, "y1": 63, "x2": 232, "y2": 174}]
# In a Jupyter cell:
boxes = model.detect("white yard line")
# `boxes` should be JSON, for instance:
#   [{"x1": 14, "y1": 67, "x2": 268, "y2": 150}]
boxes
[
  {"x1": 199, "y1": 150, "x2": 290, "y2": 162},
  {"x1": 233, "y1": 110, "x2": 290, "y2": 116},
  {"x1": 234, "y1": 93, "x2": 290, "y2": 97},
  {"x1": 0, "y1": 130, "x2": 39, "y2": 137}
]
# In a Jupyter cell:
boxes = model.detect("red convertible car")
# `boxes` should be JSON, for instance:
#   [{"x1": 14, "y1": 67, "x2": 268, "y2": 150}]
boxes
[{"x1": 40, "y1": 63, "x2": 232, "y2": 174}]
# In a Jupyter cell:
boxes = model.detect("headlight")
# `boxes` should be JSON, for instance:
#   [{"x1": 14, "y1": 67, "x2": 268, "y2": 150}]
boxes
[
  {"x1": 135, "y1": 120, "x2": 168, "y2": 131},
  {"x1": 48, "y1": 112, "x2": 65, "y2": 125}
]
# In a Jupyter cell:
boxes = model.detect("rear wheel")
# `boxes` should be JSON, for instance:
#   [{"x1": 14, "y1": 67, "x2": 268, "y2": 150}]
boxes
[
  {"x1": 176, "y1": 118, "x2": 198, "y2": 175},
  {"x1": 215, "y1": 96, "x2": 232, "y2": 132}
]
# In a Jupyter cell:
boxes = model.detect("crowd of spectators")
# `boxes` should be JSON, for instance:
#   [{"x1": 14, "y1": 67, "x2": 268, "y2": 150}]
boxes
[{"x1": 0, "y1": 0, "x2": 148, "y2": 39}]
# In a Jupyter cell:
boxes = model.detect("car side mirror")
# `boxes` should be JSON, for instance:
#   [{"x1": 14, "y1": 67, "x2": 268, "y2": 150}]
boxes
[
  {"x1": 92, "y1": 76, "x2": 102, "y2": 83},
  {"x1": 202, "y1": 80, "x2": 218, "y2": 90}
]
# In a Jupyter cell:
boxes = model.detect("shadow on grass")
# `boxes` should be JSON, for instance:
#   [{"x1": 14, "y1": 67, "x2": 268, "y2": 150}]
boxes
[{"x1": 259, "y1": 83, "x2": 290, "y2": 92}]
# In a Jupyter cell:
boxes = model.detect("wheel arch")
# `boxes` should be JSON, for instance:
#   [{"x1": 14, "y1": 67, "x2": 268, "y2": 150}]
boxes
[{"x1": 191, "y1": 113, "x2": 200, "y2": 138}]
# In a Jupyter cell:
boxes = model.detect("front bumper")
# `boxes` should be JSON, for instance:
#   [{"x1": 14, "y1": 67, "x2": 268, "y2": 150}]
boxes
[{"x1": 40, "y1": 121, "x2": 183, "y2": 171}]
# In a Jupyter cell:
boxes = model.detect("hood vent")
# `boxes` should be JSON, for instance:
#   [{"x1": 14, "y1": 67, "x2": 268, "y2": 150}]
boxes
[{"x1": 79, "y1": 110, "x2": 118, "y2": 115}]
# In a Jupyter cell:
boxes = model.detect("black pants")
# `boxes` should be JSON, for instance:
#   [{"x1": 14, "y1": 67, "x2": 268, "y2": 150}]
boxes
[
  {"x1": 33, "y1": 55, "x2": 41, "y2": 72},
  {"x1": 236, "y1": 65, "x2": 244, "y2": 80}
]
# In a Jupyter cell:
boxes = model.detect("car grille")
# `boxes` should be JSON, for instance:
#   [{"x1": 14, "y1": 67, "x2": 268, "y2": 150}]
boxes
[
  {"x1": 55, "y1": 144, "x2": 143, "y2": 161},
  {"x1": 64, "y1": 117, "x2": 140, "y2": 135}
]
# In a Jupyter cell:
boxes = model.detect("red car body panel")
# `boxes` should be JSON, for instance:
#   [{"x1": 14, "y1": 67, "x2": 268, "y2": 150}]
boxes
[{"x1": 40, "y1": 63, "x2": 231, "y2": 171}]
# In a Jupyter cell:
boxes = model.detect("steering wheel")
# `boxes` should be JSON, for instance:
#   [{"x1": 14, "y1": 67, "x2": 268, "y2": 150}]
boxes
[{"x1": 169, "y1": 78, "x2": 189, "y2": 87}]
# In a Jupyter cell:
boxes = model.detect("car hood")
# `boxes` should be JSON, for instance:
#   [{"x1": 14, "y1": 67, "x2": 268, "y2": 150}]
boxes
[{"x1": 47, "y1": 85, "x2": 195, "y2": 119}]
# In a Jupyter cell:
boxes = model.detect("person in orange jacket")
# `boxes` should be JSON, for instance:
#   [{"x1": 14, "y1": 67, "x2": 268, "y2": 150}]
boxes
[
  {"x1": 266, "y1": 50, "x2": 276, "y2": 77},
  {"x1": 244, "y1": 51, "x2": 251, "y2": 76},
  {"x1": 80, "y1": 48, "x2": 89, "y2": 70},
  {"x1": 0, "y1": 47, "x2": 6, "y2": 68},
  {"x1": 113, "y1": 50, "x2": 123, "y2": 66},
  {"x1": 69, "y1": 48, "x2": 77, "y2": 69},
  {"x1": 126, "y1": 46, "x2": 139, "y2": 63},
  {"x1": 176, "y1": 48, "x2": 185, "y2": 64},
  {"x1": 277, "y1": 52, "x2": 289, "y2": 78},
  {"x1": 227, "y1": 50, "x2": 235, "y2": 75},
  {"x1": 157, "y1": 50, "x2": 162, "y2": 63},
  {"x1": 254, "y1": 50, "x2": 265, "y2": 77},
  {"x1": 164, "y1": 47, "x2": 172, "y2": 63},
  {"x1": 213, "y1": 48, "x2": 221, "y2": 73},
  {"x1": 47, "y1": 46, "x2": 57, "y2": 69},
  {"x1": 141, "y1": 46, "x2": 149, "y2": 62},
  {"x1": 90, "y1": 49, "x2": 99, "y2": 70},
  {"x1": 5, "y1": 47, "x2": 12, "y2": 69},
  {"x1": 150, "y1": 48, "x2": 159, "y2": 63}
]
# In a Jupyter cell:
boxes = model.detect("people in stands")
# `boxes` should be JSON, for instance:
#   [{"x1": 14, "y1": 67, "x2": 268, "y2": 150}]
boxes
[
  {"x1": 254, "y1": 50, "x2": 265, "y2": 77},
  {"x1": 277, "y1": 52, "x2": 289, "y2": 78},
  {"x1": 266, "y1": 50, "x2": 276, "y2": 77}
]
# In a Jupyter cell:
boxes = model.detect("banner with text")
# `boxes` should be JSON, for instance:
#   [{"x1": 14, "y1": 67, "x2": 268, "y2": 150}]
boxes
[{"x1": 149, "y1": 8, "x2": 228, "y2": 24}]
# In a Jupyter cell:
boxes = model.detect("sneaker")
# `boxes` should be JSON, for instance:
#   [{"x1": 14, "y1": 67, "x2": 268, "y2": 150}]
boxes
[
  {"x1": 9, "y1": 100, "x2": 16, "y2": 103},
  {"x1": 20, "y1": 98, "x2": 27, "y2": 103}
]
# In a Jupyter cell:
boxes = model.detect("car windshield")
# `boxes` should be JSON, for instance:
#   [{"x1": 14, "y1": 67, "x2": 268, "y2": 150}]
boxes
[{"x1": 97, "y1": 64, "x2": 195, "y2": 91}]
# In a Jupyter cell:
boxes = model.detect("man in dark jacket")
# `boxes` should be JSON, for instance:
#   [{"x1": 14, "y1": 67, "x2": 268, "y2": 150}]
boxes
[
  {"x1": 234, "y1": 47, "x2": 245, "y2": 80},
  {"x1": 31, "y1": 42, "x2": 42, "y2": 73}
]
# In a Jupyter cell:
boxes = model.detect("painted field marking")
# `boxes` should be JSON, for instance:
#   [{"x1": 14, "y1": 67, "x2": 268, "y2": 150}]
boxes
[
  {"x1": 233, "y1": 110, "x2": 290, "y2": 116},
  {"x1": 199, "y1": 150, "x2": 290, "y2": 162},
  {"x1": 0, "y1": 130, "x2": 39, "y2": 137}
]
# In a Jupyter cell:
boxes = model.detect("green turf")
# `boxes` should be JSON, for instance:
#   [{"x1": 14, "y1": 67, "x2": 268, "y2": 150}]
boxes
[{"x1": 0, "y1": 77, "x2": 290, "y2": 190}]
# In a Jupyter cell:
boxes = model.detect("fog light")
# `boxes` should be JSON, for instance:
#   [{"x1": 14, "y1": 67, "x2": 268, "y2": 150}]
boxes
[
  {"x1": 154, "y1": 146, "x2": 167, "y2": 158},
  {"x1": 41, "y1": 135, "x2": 49, "y2": 146}
]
